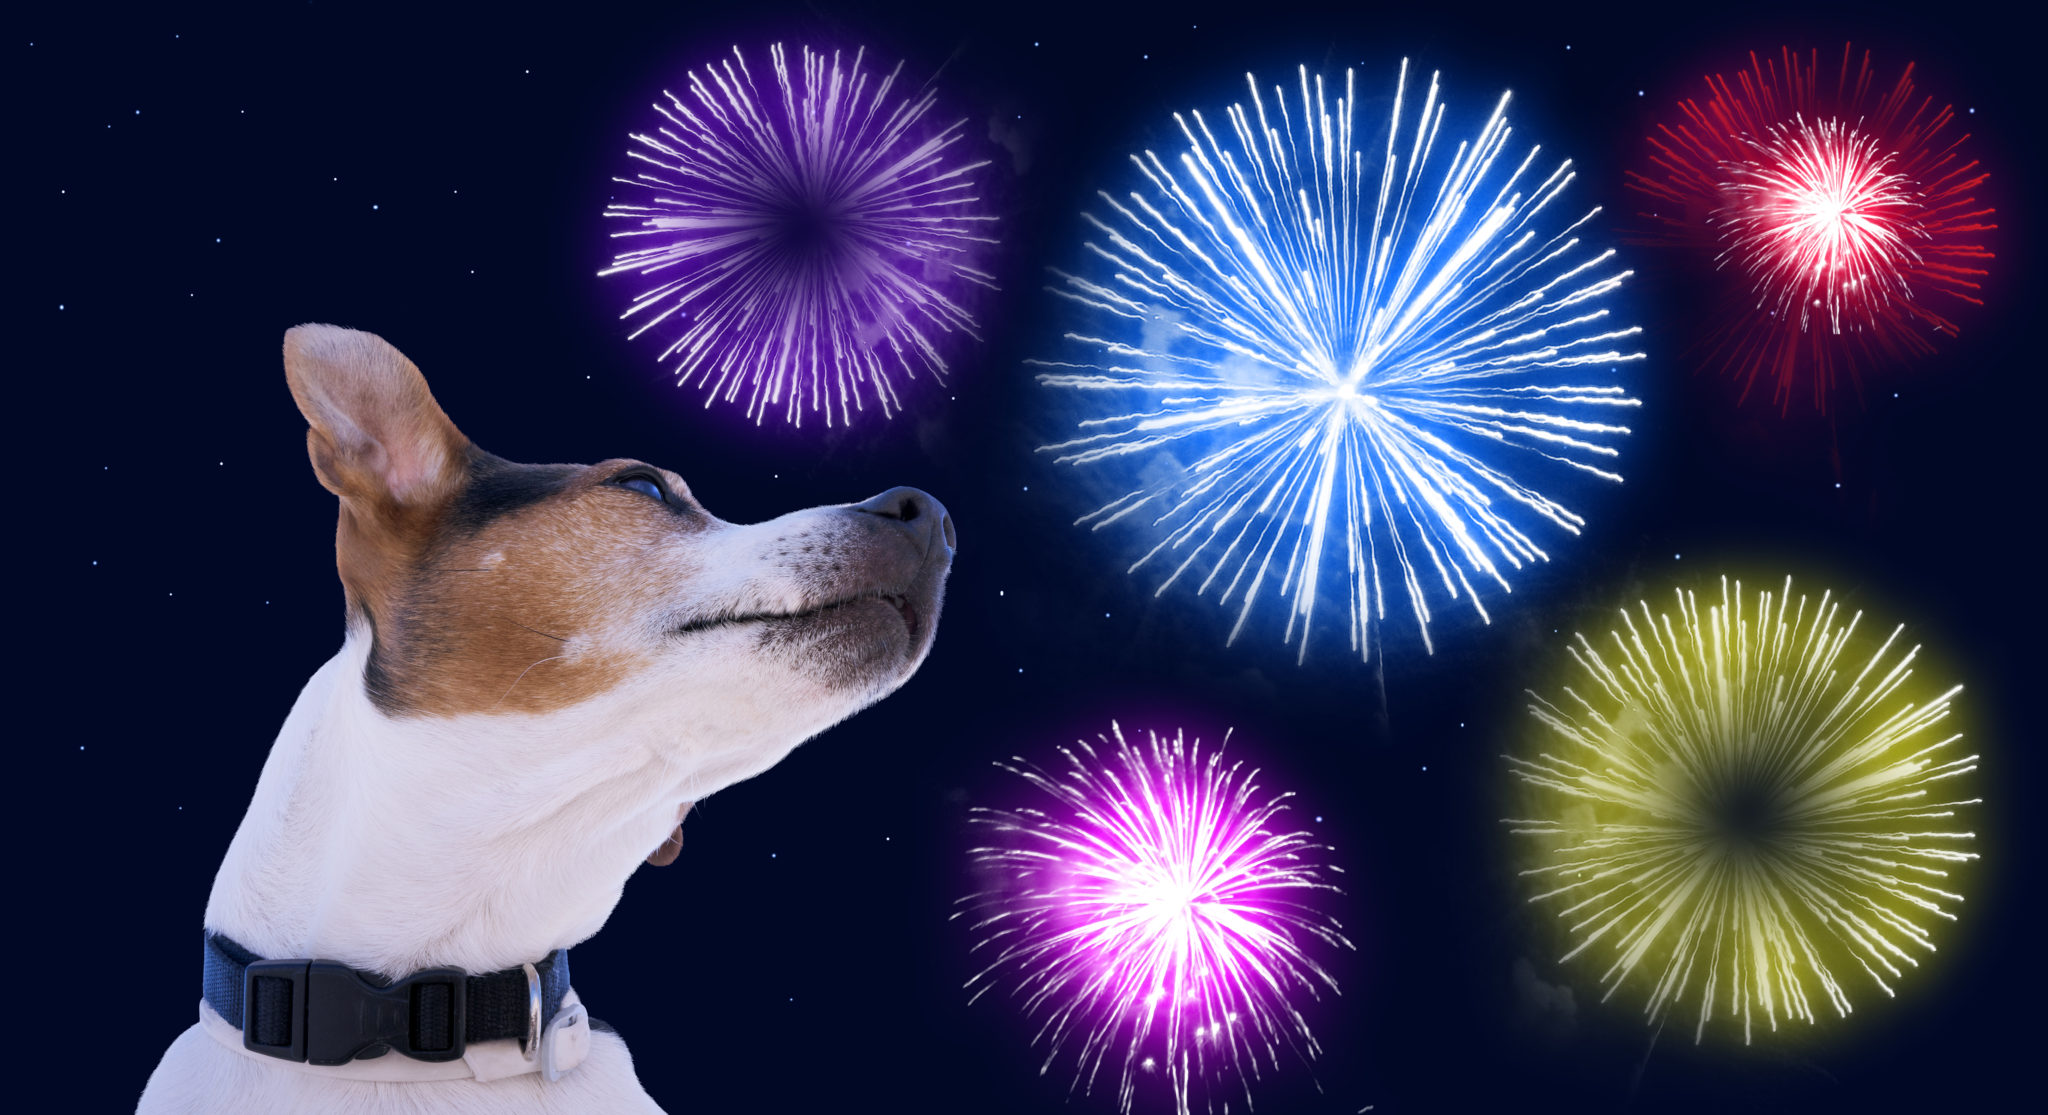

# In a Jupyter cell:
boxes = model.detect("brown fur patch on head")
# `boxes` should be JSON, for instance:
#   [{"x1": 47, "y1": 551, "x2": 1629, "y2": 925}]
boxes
[
  {"x1": 360, "y1": 454, "x2": 704, "y2": 717},
  {"x1": 285, "y1": 325, "x2": 701, "y2": 718}
]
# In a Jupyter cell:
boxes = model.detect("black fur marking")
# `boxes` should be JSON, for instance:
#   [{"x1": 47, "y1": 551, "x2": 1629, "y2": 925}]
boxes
[
  {"x1": 354, "y1": 602, "x2": 407, "y2": 715},
  {"x1": 444, "y1": 451, "x2": 581, "y2": 537}
]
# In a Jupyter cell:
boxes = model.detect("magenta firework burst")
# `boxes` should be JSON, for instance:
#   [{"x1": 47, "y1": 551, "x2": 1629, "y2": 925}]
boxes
[
  {"x1": 960, "y1": 724, "x2": 1349, "y2": 1115},
  {"x1": 602, "y1": 43, "x2": 998, "y2": 428},
  {"x1": 1629, "y1": 46, "x2": 1995, "y2": 411}
]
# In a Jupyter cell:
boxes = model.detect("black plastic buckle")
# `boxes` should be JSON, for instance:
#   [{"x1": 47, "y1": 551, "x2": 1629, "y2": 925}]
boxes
[
  {"x1": 242, "y1": 959, "x2": 468, "y2": 1065},
  {"x1": 241, "y1": 959, "x2": 308, "y2": 1062}
]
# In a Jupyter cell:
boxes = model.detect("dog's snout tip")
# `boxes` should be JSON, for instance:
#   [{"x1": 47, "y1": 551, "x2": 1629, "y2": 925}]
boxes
[
  {"x1": 853, "y1": 486, "x2": 923, "y2": 520},
  {"x1": 855, "y1": 486, "x2": 954, "y2": 557}
]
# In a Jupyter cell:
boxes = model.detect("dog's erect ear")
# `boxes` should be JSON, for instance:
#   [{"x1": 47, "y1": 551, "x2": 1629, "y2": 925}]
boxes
[{"x1": 282, "y1": 324, "x2": 468, "y2": 510}]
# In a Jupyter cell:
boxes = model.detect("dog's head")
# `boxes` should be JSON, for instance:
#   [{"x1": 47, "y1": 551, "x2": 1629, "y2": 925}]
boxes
[{"x1": 282, "y1": 324, "x2": 953, "y2": 850}]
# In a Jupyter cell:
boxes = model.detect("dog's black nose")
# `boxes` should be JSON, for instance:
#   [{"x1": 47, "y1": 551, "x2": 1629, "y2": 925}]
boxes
[{"x1": 853, "y1": 486, "x2": 955, "y2": 558}]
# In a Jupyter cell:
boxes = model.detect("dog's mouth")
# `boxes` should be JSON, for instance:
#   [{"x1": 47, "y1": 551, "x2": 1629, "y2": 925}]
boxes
[
  {"x1": 883, "y1": 593, "x2": 916, "y2": 635},
  {"x1": 673, "y1": 590, "x2": 917, "y2": 641}
]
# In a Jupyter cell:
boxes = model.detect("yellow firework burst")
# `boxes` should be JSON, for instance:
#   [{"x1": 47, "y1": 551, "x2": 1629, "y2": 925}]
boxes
[{"x1": 1504, "y1": 575, "x2": 1980, "y2": 1043}]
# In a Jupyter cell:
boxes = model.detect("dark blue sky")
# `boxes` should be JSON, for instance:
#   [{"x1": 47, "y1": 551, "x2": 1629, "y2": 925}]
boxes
[{"x1": 23, "y1": 2, "x2": 2040, "y2": 1111}]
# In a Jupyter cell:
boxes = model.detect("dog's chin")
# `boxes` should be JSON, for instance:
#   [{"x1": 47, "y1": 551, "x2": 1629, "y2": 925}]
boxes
[{"x1": 756, "y1": 568, "x2": 947, "y2": 694}]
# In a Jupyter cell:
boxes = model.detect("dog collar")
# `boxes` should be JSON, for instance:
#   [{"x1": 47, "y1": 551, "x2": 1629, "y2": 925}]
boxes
[{"x1": 200, "y1": 932, "x2": 590, "y2": 1080}]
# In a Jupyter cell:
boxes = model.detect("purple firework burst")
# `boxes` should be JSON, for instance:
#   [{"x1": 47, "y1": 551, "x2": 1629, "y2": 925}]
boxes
[
  {"x1": 960, "y1": 724, "x2": 1350, "y2": 1115},
  {"x1": 602, "y1": 43, "x2": 998, "y2": 428}
]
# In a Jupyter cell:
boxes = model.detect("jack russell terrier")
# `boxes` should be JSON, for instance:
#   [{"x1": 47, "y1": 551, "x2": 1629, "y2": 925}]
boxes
[{"x1": 138, "y1": 325, "x2": 955, "y2": 1113}]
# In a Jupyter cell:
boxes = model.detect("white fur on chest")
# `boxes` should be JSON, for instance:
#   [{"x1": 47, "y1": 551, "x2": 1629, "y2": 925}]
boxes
[
  {"x1": 200, "y1": 639, "x2": 698, "y2": 975},
  {"x1": 139, "y1": 625, "x2": 856, "y2": 1110},
  {"x1": 139, "y1": 1015, "x2": 663, "y2": 1115},
  {"x1": 139, "y1": 641, "x2": 691, "y2": 1111}
]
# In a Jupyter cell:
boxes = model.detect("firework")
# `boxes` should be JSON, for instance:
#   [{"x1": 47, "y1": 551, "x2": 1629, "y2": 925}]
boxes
[
  {"x1": 960, "y1": 724, "x2": 1349, "y2": 1114},
  {"x1": 1628, "y1": 46, "x2": 1995, "y2": 411},
  {"x1": 1034, "y1": 62, "x2": 1643, "y2": 663},
  {"x1": 1504, "y1": 576, "x2": 1981, "y2": 1042},
  {"x1": 602, "y1": 44, "x2": 998, "y2": 427}
]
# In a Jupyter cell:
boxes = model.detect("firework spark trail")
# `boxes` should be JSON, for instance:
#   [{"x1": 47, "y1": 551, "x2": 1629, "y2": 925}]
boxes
[
  {"x1": 1035, "y1": 62, "x2": 1643, "y2": 663},
  {"x1": 602, "y1": 43, "x2": 998, "y2": 427},
  {"x1": 1504, "y1": 576, "x2": 1981, "y2": 1043},
  {"x1": 1628, "y1": 45, "x2": 1995, "y2": 411},
  {"x1": 960, "y1": 724, "x2": 1350, "y2": 1115}
]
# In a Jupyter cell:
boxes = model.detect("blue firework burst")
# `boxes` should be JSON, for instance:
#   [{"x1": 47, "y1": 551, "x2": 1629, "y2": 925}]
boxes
[
  {"x1": 602, "y1": 43, "x2": 998, "y2": 428},
  {"x1": 1035, "y1": 62, "x2": 1644, "y2": 661}
]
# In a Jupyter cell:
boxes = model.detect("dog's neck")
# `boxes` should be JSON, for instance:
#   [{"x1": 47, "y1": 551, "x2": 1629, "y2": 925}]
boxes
[{"x1": 203, "y1": 637, "x2": 693, "y2": 978}]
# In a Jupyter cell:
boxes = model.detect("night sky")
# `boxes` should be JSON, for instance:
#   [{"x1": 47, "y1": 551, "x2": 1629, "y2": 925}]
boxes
[{"x1": 24, "y1": 1, "x2": 2042, "y2": 1111}]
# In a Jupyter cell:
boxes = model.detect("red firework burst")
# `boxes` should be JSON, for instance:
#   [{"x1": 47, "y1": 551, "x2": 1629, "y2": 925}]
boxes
[{"x1": 1629, "y1": 46, "x2": 1995, "y2": 412}]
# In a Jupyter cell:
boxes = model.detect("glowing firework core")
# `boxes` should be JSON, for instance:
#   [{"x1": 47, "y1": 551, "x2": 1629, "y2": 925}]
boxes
[
  {"x1": 1036, "y1": 62, "x2": 1642, "y2": 663},
  {"x1": 1722, "y1": 118, "x2": 1920, "y2": 335},
  {"x1": 603, "y1": 43, "x2": 997, "y2": 427},
  {"x1": 1629, "y1": 46, "x2": 1995, "y2": 409},
  {"x1": 963, "y1": 724, "x2": 1349, "y2": 1115},
  {"x1": 1506, "y1": 577, "x2": 1981, "y2": 1042}
]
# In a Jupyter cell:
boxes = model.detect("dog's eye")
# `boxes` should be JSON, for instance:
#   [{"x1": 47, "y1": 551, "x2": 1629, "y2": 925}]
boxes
[{"x1": 610, "y1": 473, "x2": 667, "y2": 503}]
